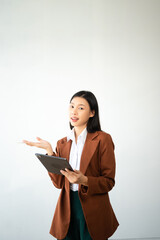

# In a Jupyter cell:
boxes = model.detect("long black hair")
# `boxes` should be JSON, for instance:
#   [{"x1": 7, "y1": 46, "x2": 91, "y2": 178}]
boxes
[{"x1": 69, "y1": 90, "x2": 101, "y2": 133}]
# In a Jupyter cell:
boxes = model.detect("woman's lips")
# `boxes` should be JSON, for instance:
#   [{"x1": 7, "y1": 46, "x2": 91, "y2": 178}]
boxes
[{"x1": 71, "y1": 117, "x2": 79, "y2": 122}]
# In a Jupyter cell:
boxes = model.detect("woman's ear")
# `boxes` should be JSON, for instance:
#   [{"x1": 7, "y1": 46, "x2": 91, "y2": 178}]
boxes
[{"x1": 90, "y1": 110, "x2": 95, "y2": 118}]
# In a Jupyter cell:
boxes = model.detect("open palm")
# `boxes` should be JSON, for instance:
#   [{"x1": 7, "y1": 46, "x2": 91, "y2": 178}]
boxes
[{"x1": 23, "y1": 137, "x2": 51, "y2": 150}]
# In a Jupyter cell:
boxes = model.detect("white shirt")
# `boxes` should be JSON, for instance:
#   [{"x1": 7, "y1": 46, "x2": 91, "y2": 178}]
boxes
[{"x1": 67, "y1": 127, "x2": 87, "y2": 191}]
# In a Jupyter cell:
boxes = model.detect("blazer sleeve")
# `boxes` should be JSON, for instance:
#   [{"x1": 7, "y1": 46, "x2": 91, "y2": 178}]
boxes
[
  {"x1": 81, "y1": 134, "x2": 116, "y2": 196},
  {"x1": 48, "y1": 140, "x2": 65, "y2": 189}
]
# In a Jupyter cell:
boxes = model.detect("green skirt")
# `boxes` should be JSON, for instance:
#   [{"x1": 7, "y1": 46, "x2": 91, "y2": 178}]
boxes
[{"x1": 60, "y1": 190, "x2": 92, "y2": 240}]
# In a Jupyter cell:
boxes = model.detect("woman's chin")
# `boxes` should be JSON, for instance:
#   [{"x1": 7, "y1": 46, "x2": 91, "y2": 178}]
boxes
[{"x1": 70, "y1": 121, "x2": 76, "y2": 127}]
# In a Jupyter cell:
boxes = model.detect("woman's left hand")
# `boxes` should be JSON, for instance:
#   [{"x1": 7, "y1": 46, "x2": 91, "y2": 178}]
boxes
[{"x1": 60, "y1": 169, "x2": 88, "y2": 186}]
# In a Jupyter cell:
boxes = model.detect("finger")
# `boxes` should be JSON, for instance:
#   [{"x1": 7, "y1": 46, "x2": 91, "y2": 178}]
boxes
[
  {"x1": 27, "y1": 142, "x2": 36, "y2": 146},
  {"x1": 62, "y1": 169, "x2": 76, "y2": 178},
  {"x1": 65, "y1": 168, "x2": 77, "y2": 175},
  {"x1": 23, "y1": 140, "x2": 37, "y2": 147},
  {"x1": 60, "y1": 170, "x2": 72, "y2": 180},
  {"x1": 60, "y1": 170, "x2": 67, "y2": 176},
  {"x1": 22, "y1": 140, "x2": 32, "y2": 145},
  {"x1": 65, "y1": 169, "x2": 80, "y2": 179},
  {"x1": 71, "y1": 169, "x2": 81, "y2": 175},
  {"x1": 65, "y1": 168, "x2": 73, "y2": 173},
  {"x1": 73, "y1": 170, "x2": 81, "y2": 174}
]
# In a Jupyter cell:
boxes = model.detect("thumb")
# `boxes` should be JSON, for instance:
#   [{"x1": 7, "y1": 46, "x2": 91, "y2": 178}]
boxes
[{"x1": 36, "y1": 137, "x2": 42, "y2": 141}]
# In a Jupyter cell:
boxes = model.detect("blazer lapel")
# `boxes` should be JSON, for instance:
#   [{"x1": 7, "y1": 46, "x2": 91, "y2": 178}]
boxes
[
  {"x1": 59, "y1": 138, "x2": 72, "y2": 161},
  {"x1": 59, "y1": 138, "x2": 72, "y2": 192},
  {"x1": 59, "y1": 132, "x2": 100, "y2": 175},
  {"x1": 80, "y1": 131, "x2": 99, "y2": 174}
]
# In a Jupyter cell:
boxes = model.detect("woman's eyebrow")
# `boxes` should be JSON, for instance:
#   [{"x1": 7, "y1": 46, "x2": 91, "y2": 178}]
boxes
[
  {"x1": 78, "y1": 104, "x2": 85, "y2": 106},
  {"x1": 70, "y1": 102, "x2": 85, "y2": 106}
]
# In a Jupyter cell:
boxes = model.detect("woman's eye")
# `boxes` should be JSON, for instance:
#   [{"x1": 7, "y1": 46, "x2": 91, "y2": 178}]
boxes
[{"x1": 79, "y1": 107, "x2": 84, "y2": 110}]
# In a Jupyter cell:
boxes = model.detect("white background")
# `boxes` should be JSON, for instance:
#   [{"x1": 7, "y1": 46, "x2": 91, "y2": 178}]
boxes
[{"x1": 0, "y1": 0, "x2": 160, "y2": 239}]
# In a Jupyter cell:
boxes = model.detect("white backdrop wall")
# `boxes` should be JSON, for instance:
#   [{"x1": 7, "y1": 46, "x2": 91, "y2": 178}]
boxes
[{"x1": 0, "y1": 0, "x2": 160, "y2": 239}]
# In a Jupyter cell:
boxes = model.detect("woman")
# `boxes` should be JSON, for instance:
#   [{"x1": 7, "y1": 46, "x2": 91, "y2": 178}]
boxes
[{"x1": 23, "y1": 90, "x2": 119, "y2": 240}]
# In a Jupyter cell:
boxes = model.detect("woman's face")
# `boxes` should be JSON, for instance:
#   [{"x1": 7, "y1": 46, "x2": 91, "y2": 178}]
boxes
[{"x1": 69, "y1": 97, "x2": 94, "y2": 129}]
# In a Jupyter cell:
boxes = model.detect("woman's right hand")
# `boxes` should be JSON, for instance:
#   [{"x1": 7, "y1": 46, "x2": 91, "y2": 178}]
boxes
[{"x1": 22, "y1": 137, "x2": 53, "y2": 155}]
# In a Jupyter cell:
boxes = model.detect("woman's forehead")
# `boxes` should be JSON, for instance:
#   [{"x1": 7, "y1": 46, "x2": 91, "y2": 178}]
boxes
[{"x1": 70, "y1": 97, "x2": 89, "y2": 106}]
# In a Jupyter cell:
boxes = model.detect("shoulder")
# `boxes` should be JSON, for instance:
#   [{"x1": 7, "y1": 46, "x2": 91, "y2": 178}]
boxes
[
  {"x1": 56, "y1": 136, "x2": 68, "y2": 145},
  {"x1": 96, "y1": 130, "x2": 115, "y2": 149},
  {"x1": 96, "y1": 130, "x2": 113, "y2": 141}
]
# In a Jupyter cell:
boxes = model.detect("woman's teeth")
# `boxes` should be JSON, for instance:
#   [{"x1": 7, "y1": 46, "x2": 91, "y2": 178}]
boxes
[{"x1": 71, "y1": 118, "x2": 79, "y2": 122}]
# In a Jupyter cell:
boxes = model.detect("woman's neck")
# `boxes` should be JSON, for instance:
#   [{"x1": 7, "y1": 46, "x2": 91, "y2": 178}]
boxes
[{"x1": 74, "y1": 125, "x2": 87, "y2": 141}]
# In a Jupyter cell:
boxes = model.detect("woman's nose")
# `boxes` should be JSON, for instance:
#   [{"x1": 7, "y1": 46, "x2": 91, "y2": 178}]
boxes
[{"x1": 72, "y1": 108, "x2": 77, "y2": 115}]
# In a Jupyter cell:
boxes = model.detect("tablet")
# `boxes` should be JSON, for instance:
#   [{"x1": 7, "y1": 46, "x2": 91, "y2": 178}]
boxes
[{"x1": 35, "y1": 153, "x2": 74, "y2": 175}]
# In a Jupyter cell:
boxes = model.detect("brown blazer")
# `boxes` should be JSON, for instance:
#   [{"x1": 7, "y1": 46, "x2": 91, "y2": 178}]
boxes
[{"x1": 48, "y1": 130, "x2": 119, "y2": 240}]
